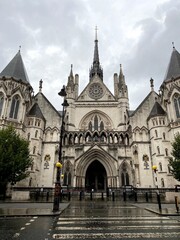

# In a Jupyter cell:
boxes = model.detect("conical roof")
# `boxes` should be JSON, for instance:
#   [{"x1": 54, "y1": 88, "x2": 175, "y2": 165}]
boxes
[
  {"x1": 148, "y1": 101, "x2": 166, "y2": 120},
  {"x1": 164, "y1": 47, "x2": 180, "y2": 82},
  {"x1": 0, "y1": 50, "x2": 29, "y2": 83},
  {"x1": 27, "y1": 102, "x2": 45, "y2": 121}
]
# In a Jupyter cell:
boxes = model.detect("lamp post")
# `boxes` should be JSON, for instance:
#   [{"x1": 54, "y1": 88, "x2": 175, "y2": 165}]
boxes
[
  {"x1": 53, "y1": 85, "x2": 69, "y2": 211},
  {"x1": 152, "y1": 165, "x2": 161, "y2": 211},
  {"x1": 152, "y1": 165, "x2": 158, "y2": 188}
]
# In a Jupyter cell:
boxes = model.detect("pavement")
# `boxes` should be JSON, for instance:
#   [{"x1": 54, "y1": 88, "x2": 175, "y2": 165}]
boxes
[
  {"x1": 0, "y1": 202, "x2": 70, "y2": 217},
  {"x1": 0, "y1": 201, "x2": 179, "y2": 217},
  {"x1": 133, "y1": 203, "x2": 180, "y2": 216}
]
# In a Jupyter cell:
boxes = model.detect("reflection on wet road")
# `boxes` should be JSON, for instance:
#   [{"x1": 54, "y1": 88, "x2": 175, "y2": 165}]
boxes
[{"x1": 52, "y1": 201, "x2": 180, "y2": 239}]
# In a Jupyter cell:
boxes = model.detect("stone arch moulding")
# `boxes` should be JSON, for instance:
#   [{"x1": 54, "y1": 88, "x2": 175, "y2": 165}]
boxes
[
  {"x1": 75, "y1": 148, "x2": 117, "y2": 178},
  {"x1": 79, "y1": 110, "x2": 114, "y2": 131},
  {"x1": 119, "y1": 160, "x2": 134, "y2": 186}
]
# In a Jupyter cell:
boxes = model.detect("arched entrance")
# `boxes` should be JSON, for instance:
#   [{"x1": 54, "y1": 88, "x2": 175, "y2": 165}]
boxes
[{"x1": 85, "y1": 160, "x2": 107, "y2": 191}]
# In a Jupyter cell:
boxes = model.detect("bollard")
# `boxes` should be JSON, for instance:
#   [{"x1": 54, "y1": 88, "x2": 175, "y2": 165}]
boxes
[
  {"x1": 68, "y1": 191, "x2": 71, "y2": 201},
  {"x1": 79, "y1": 191, "x2": 82, "y2": 201},
  {"x1": 175, "y1": 196, "x2": 179, "y2": 212},
  {"x1": 112, "y1": 191, "x2": 115, "y2": 201},
  {"x1": 46, "y1": 191, "x2": 49, "y2": 202},
  {"x1": 102, "y1": 192, "x2": 104, "y2": 200},
  {"x1": 134, "y1": 191, "x2": 137, "y2": 202},
  {"x1": 145, "y1": 192, "x2": 149, "y2": 202},
  {"x1": 90, "y1": 192, "x2": 93, "y2": 201},
  {"x1": 123, "y1": 191, "x2": 126, "y2": 201},
  {"x1": 35, "y1": 190, "x2": 39, "y2": 201},
  {"x1": 157, "y1": 192, "x2": 162, "y2": 211},
  {"x1": 106, "y1": 188, "x2": 109, "y2": 198}
]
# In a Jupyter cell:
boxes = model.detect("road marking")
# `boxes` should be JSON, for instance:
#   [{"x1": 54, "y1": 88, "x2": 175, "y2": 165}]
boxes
[
  {"x1": 57, "y1": 216, "x2": 169, "y2": 221},
  {"x1": 57, "y1": 219, "x2": 178, "y2": 224},
  {"x1": 13, "y1": 233, "x2": 20, "y2": 238},
  {"x1": 52, "y1": 232, "x2": 180, "y2": 239},
  {"x1": 55, "y1": 225, "x2": 180, "y2": 230}
]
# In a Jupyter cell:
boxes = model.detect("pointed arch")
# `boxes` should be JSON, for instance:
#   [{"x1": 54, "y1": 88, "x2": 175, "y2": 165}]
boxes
[
  {"x1": 119, "y1": 161, "x2": 133, "y2": 186},
  {"x1": 85, "y1": 131, "x2": 92, "y2": 142},
  {"x1": 79, "y1": 110, "x2": 114, "y2": 131},
  {"x1": 9, "y1": 94, "x2": 20, "y2": 119},
  {"x1": 0, "y1": 92, "x2": 4, "y2": 116}
]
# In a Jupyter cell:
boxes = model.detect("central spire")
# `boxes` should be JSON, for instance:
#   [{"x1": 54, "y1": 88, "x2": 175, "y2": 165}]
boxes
[{"x1": 89, "y1": 26, "x2": 103, "y2": 81}]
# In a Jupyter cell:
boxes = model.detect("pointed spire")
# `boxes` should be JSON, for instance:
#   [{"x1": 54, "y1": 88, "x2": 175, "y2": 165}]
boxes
[
  {"x1": 67, "y1": 64, "x2": 74, "y2": 89},
  {"x1": 89, "y1": 26, "x2": 103, "y2": 81},
  {"x1": 93, "y1": 26, "x2": 99, "y2": 63},
  {"x1": 0, "y1": 50, "x2": 29, "y2": 83},
  {"x1": 70, "y1": 64, "x2": 73, "y2": 77},
  {"x1": 119, "y1": 64, "x2": 125, "y2": 88},
  {"x1": 164, "y1": 45, "x2": 180, "y2": 82}
]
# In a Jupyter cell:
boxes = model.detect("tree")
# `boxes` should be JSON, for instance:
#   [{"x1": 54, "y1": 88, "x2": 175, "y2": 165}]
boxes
[
  {"x1": 169, "y1": 133, "x2": 180, "y2": 181},
  {"x1": 0, "y1": 125, "x2": 32, "y2": 196}
]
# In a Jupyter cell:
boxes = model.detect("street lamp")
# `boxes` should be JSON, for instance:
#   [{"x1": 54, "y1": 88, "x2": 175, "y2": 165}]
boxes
[
  {"x1": 53, "y1": 85, "x2": 69, "y2": 211},
  {"x1": 152, "y1": 165, "x2": 162, "y2": 211},
  {"x1": 152, "y1": 165, "x2": 158, "y2": 188}
]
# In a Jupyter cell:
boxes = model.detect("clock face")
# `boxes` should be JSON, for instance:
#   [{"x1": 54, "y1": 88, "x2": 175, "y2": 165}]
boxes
[{"x1": 88, "y1": 83, "x2": 104, "y2": 99}]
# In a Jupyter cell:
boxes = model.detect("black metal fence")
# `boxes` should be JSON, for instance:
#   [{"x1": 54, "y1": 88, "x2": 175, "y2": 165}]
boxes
[{"x1": 10, "y1": 186, "x2": 178, "y2": 203}]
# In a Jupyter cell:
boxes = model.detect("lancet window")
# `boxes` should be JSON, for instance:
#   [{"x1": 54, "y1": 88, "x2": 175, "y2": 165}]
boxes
[
  {"x1": 174, "y1": 94, "x2": 180, "y2": 118},
  {"x1": 9, "y1": 94, "x2": 20, "y2": 119},
  {"x1": 0, "y1": 93, "x2": 4, "y2": 116}
]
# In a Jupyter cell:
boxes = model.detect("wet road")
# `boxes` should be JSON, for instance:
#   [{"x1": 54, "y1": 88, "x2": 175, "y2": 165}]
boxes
[
  {"x1": 0, "y1": 201, "x2": 179, "y2": 239},
  {"x1": 51, "y1": 201, "x2": 180, "y2": 239},
  {"x1": 0, "y1": 216, "x2": 55, "y2": 240}
]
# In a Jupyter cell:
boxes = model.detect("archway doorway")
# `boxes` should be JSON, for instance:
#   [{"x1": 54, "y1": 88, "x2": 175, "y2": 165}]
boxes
[{"x1": 85, "y1": 160, "x2": 107, "y2": 191}]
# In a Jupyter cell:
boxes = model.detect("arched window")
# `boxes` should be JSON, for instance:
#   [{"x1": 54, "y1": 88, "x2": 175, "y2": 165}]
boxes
[
  {"x1": 157, "y1": 146, "x2": 160, "y2": 155},
  {"x1": 88, "y1": 115, "x2": 105, "y2": 132},
  {"x1": 121, "y1": 172, "x2": 129, "y2": 186},
  {"x1": 0, "y1": 93, "x2": 4, "y2": 116},
  {"x1": 168, "y1": 165, "x2": 171, "y2": 174},
  {"x1": 88, "y1": 122, "x2": 92, "y2": 131},
  {"x1": 174, "y1": 94, "x2": 180, "y2": 118},
  {"x1": 94, "y1": 115, "x2": 98, "y2": 130},
  {"x1": 100, "y1": 121, "x2": 104, "y2": 131},
  {"x1": 121, "y1": 173, "x2": 125, "y2": 186},
  {"x1": 31, "y1": 162, "x2": 34, "y2": 171},
  {"x1": 159, "y1": 162, "x2": 162, "y2": 171},
  {"x1": 161, "y1": 178, "x2": 165, "y2": 187},
  {"x1": 33, "y1": 146, "x2": 36, "y2": 154},
  {"x1": 165, "y1": 148, "x2": 168, "y2": 156},
  {"x1": 63, "y1": 172, "x2": 71, "y2": 186},
  {"x1": 27, "y1": 133, "x2": 30, "y2": 140},
  {"x1": 155, "y1": 130, "x2": 158, "y2": 138},
  {"x1": 9, "y1": 95, "x2": 20, "y2": 119},
  {"x1": 35, "y1": 130, "x2": 38, "y2": 138},
  {"x1": 163, "y1": 132, "x2": 166, "y2": 140}
]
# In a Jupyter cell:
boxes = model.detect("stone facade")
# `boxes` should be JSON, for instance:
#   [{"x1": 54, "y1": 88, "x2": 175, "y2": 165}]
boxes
[{"x1": 0, "y1": 38, "x2": 180, "y2": 191}]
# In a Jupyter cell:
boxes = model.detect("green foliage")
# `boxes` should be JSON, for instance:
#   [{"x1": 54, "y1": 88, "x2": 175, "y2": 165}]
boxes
[
  {"x1": 0, "y1": 125, "x2": 32, "y2": 191},
  {"x1": 169, "y1": 133, "x2": 180, "y2": 181}
]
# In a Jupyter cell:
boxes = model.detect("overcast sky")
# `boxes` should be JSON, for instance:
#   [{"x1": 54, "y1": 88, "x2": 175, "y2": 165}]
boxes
[{"x1": 0, "y1": 0, "x2": 180, "y2": 110}]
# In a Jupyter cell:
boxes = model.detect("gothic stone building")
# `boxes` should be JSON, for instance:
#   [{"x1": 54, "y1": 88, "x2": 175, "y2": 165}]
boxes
[{"x1": 0, "y1": 36, "x2": 180, "y2": 191}]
